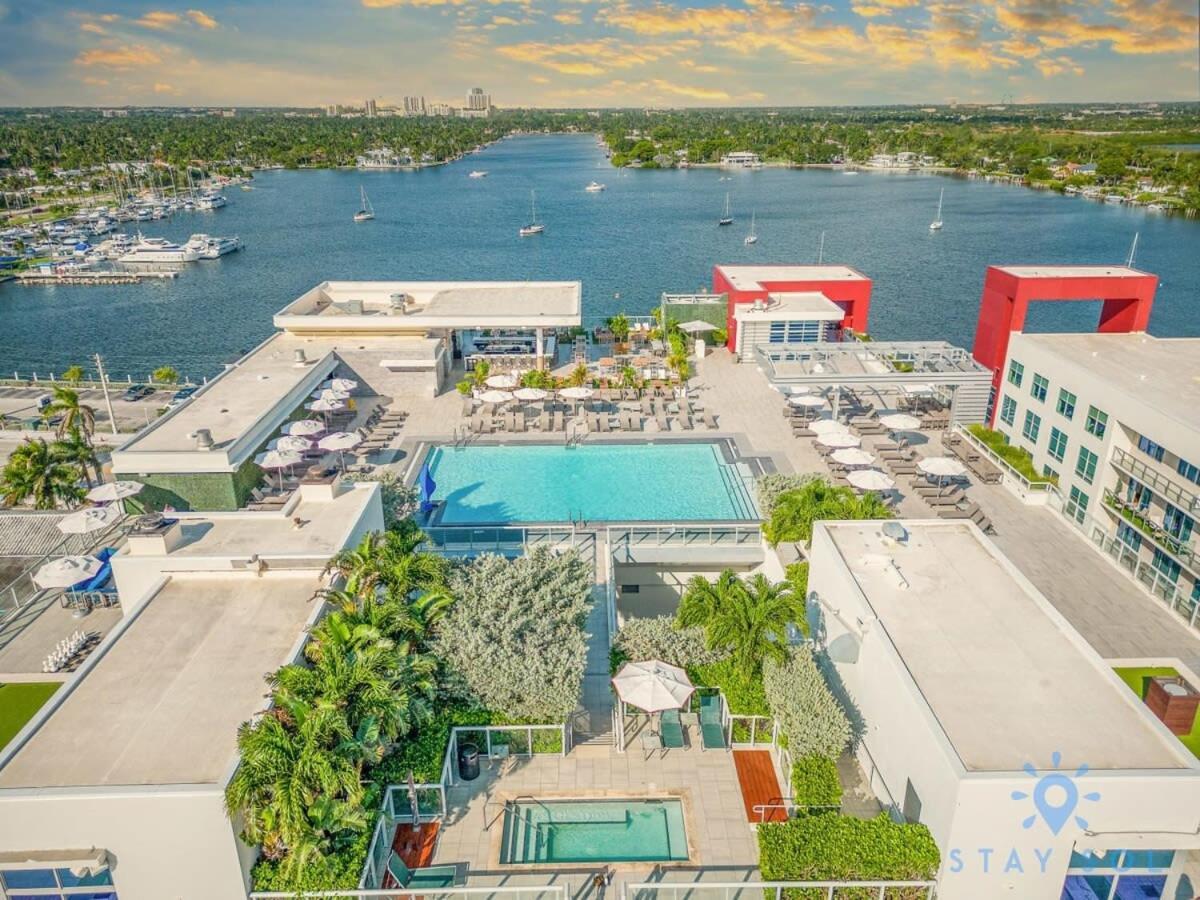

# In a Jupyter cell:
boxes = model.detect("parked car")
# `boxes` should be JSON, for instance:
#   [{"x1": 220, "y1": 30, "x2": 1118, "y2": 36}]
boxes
[
  {"x1": 122, "y1": 384, "x2": 153, "y2": 402},
  {"x1": 167, "y1": 387, "x2": 197, "y2": 408}
]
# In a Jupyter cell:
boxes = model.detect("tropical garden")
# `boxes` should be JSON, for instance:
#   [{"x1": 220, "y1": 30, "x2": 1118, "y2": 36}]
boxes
[
  {"x1": 0, "y1": 387, "x2": 102, "y2": 509},
  {"x1": 227, "y1": 520, "x2": 593, "y2": 893}
]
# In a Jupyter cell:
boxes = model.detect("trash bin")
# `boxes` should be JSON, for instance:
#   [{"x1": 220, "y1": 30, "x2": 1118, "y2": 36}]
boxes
[{"x1": 457, "y1": 743, "x2": 480, "y2": 781}]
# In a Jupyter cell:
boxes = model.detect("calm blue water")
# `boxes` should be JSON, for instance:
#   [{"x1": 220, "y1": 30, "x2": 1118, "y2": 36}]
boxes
[
  {"x1": 2, "y1": 133, "x2": 1198, "y2": 380},
  {"x1": 502, "y1": 798, "x2": 688, "y2": 863},
  {"x1": 426, "y1": 441, "x2": 754, "y2": 523}
]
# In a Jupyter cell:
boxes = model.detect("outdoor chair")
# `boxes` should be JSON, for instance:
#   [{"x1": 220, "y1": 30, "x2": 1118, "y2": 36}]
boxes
[
  {"x1": 641, "y1": 731, "x2": 663, "y2": 760},
  {"x1": 552, "y1": 412, "x2": 564, "y2": 431},
  {"x1": 384, "y1": 854, "x2": 461, "y2": 891},
  {"x1": 655, "y1": 411, "x2": 670, "y2": 431},
  {"x1": 513, "y1": 412, "x2": 526, "y2": 432},
  {"x1": 599, "y1": 415, "x2": 611, "y2": 433},
  {"x1": 937, "y1": 501, "x2": 981, "y2": 520},
  {"x1": 703, "y1": 410, "x2": 718, "y2": 429},
  {"x1": 700, "y1": 717, "x2": 726, "y2": 750},
  {"x1": 660, "y1": 709, "x2": 685, "y2": 751},
  {"x1": 538, "y1": 411, "x2": 550, "y2": 431},
  {"x1": 677, "y1": 413, "x2": 693, "y2": 431}
]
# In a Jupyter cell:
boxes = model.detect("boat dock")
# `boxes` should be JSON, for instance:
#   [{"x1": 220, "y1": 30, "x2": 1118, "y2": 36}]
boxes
[{"x1": 14, "y1": 270, "x2": 178, "y2": 285}]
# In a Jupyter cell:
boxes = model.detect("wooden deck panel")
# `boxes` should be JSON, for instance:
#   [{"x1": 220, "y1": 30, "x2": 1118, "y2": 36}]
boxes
[
  {"x1": 391, "y1": 821, "x2": 440, "y2": 869},
  {"x1": 732, "y1": 749, "x2": 788, "y2": 823}
]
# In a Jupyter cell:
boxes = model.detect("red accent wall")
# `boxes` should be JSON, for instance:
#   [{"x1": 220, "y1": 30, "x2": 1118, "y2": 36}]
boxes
[
  {"x1": 714, "y1": 266, "x2": 873, "y2": 352},
  {"x1": 971, "y1": 267, "x2": 1158, "y2": 424}
]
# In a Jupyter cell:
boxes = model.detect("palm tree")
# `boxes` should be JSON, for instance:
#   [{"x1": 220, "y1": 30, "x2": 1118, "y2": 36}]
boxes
[
  {"x1": 42, "y1": 386, "x2": 96, "y2": 441},
  {"x1": 55, "y1": 429, "x2": 100, "y2": 487},
  {"x1": 224, "y1": 695, "x2": 363, "y2": 869},
  {"x1": 677, "y1": 569, "x2": 744, "y2": 631},
  {"x1": 322, "y1": 532, "x2": 390, "y2": 598},
  {"x1": 705, "y1": 574, "x2": 800, "y2": 676},
  {"x1": 0, "y1": 439, "x2": 85, "y2": 509}
]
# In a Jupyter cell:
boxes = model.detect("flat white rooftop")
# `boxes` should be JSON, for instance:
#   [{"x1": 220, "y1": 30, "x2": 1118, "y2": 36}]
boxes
[
  {"x1": 993, "y1": 264, "x2": 1152, "y2": 280},
  {"x1": 821, "y1": 520, "x2": 1195, "y2": 773},
  {"x1": 716, "y1": 265, "x2": 868, "y2": 292},
  {"x1": 0, "y1": 572, "x2": 319, "y2": 788},
  {"x1": 733, "y1": 292, "x2": 844, "y2": 321},
  {"x1": 1011, "y1": 332, "x2": 1200, "y2": 432},
  {"x1": 275, "y1": 280, "x2": 582, "y2": 331}
]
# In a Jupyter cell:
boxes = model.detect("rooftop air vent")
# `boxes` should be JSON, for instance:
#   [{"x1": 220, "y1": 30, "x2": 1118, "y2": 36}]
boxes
[
  {"x1": 346, "y1": 298, "x2": 363, "y2": 315},
  {"x1": 293, "y1": 349, "x2": 309, "y2": 366},
  {"x1": 881, "y1": 521, "x2": 909, "y2": 545},
  {"x1": 751, "y1": 298, "x2": 765, "y2": 312},
  {"x1": 194, "y1": 428, "x2": 214, "y2": 450},
  {"x1": 389, "y1": 292, "x2": 414, "y2": 314},
  {"x1": 131, "y1": 512, "x2": 168, "y2": 535}
]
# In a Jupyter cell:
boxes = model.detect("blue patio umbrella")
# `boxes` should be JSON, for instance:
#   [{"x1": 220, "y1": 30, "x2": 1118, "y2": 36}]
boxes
[{"x1": 418, "y1": 463, "x2": 437, "y2": 514}]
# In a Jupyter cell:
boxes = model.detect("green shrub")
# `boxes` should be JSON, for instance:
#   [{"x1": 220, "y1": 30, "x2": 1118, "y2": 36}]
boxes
[
  {"x1": 689, "y1": 657, "x2": 769, "y2": 716},
  {"x1": 764, "y1": 647, "x2": 851, "y2": 759},
  {"x1": 758, "y1": 814, "x2": 940, "y2": 899},
  {"x1": 251, "y1": 829, "x2": 370, "y2": 893},
  {"x1": 791, "y1": 755, "x2": 842, "y2": 810},
  {"x1": 757, "y1": 473, "x2": 819, "y2": 518},
  {"x1": 612, "y1": 616, "x2": 729, "y2": 674},
  {"x1": 369, "y1": 704, "x2": 493, "y2": 785},
  {"x1": 763, "y1": 479, "x2": 892, "y2": 546},
  {"x1": 966, "y1": 425, "x2": 1053, "y2": 484},
  {"x1": 456, "y1": 379, "x2": 473, "y2": 395},
  {"x1": 785, "y1": 562, "x2": 810, "y2": 638}
]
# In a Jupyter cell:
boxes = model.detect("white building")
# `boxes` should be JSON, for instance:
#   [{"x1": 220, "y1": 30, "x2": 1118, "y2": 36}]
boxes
[
  {"x1": 364, "y1": 98, "x2": 377, "y2": 118},
  {"x1": 355, "y1": 147, "x2": 411, "y2": 169},
  {"x1": 465, "y1": 87, "x2": 490, "y2": 112},
  {"x1": 0, "y1": 482, "x2": 384, "y2": 900},
  {"x1": 992, "y1": 332, "x2": 1200, "y2": 623},
  {"x1": 719, "y1": 151, "x2": 763, "y2": 168},
  {"x1": 403, "y1": 95, "x2": 426, "y2": 116},
  {"x1": 808, "y1": 519, "x2": 1200, "y2": 900}
]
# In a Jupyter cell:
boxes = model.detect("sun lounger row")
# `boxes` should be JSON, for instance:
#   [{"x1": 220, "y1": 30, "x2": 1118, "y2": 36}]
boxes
[{"x1": 945, "y1": 432, "x2": 1003, "y2": 484}]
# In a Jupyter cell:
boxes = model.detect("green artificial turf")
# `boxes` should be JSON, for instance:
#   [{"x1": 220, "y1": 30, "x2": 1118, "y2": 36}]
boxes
[
  {"x1": 1113, "y1": 666, "x2": 1200, "y2": 759},
  {"x1": 0, "y1": 682, "x2": 60, "y2": 751}
]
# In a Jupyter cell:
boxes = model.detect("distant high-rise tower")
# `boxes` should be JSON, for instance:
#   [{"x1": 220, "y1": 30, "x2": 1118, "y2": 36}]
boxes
[
  {"x1": 325, "y1": 104, "x2": 338, "y2": 117},
  {"x1": 365, "y1": 98, "x2": 377, "y2": 118},
  {"x1": 466, "y1": 87, "x2": 491, "y2": 111},
  {"x1": 403, "y1": 96, "x2": 427, "y2": 117}
]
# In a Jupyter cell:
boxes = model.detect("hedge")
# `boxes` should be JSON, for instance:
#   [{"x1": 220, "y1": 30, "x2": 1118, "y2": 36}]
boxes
[
  {"x1": 758, "y1": 813, "x2": 940, "y2": 899},
  {"x1": 251, "y1": 829, "x2": 370, "y2": 894},
  {"x1": 689, "y1": 657, "x2": 769, "y2": 716},
  {"x1": 966, "y1": 424, "x2": 1054, "y2": 484},
  {"x1": 791, "y1": 755, "x2": 843, "y2": 810}
]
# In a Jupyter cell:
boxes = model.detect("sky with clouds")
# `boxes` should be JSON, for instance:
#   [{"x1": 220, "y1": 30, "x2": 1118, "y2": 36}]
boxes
[{"x1": 1, "y1": 0, "x2": 1196, "y2": 108}]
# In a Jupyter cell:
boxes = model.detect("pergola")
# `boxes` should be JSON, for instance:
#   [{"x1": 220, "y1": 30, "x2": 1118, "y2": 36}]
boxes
[{"x1": 753, "y1": 340, "x2": 994, "y2": 423}]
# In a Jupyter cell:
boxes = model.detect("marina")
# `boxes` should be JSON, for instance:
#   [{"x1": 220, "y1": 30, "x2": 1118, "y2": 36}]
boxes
[{"x1": 14, "y1": 270, "x2": 178, "y2": 285}]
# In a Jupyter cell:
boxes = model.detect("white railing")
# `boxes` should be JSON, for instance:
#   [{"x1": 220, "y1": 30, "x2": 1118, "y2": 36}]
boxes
[
  {"x1": 255, "y1": 885, "x2": 571, "y2": 900},
  {"x1": 607, "y1": 522, "x2": 761, "y2": 556},
  {"x1": 952, "y1": 424, "x2": 1059, "y2": 497},
  {"x1": 420, "y1": 526, "x2": 584, "y2": 556},
  {"x1": 1091, "y1": 527, "x2": 1200, "y2": 631},
  {"x1": 624, "y1": 880, "x2": 937, "y2": 900},
  {"x1": 728, "y1": 714, "x2": 778, "y2": 749}
]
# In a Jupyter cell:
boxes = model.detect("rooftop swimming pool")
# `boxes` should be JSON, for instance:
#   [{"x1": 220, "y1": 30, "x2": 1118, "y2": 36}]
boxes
[
  {"x1": 425, "y1": 442, "x2": 757, "y2": 524},
  {"x1": 500, "y1": 798, "x2": 689, "y2": 864}
]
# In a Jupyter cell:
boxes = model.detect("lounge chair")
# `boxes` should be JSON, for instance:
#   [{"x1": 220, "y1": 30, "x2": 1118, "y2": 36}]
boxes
[
  {"x1": 538, "y1": 410, "x2": 550, "y2": 431},
  {"x1": 479, "y1": 417, "x2": 494, "y2": 435},
  {"x1": 656, "y1": 411, "x2": 670, "y2": 431},
  {"x1": 937, "y1": 501, "x2": 980, "y2": 520},
  {"x1": 625, "y1": 412, "x2": 642, "y2": 431},
  {"x1": 552, "y1": 411, "x2": 564, "y2": 431},
  {"x1": 660, "y1": 709, "x2": 685, "y2": 751},
  {"x1": 513, "y1": 411, "x2": 526, "y2": 433},
  {"x1": 700, "y1": 715, "x2": 726, "y2": 750},
  {"x1": 641, "y1": 397, "x2": 654, "y2": 416},
  {"x1": 384, "y1": 854, "x2": 461, "y2": 891},
  {"x1": 925, "y1": 491, "x2": 965, "y2": 507},
  {"x1": 641, "y1": 731, "x2": 663, "y2": 760},
  {"x1": 703, "y1": 410, "x2": 718, "y2": 429},
  {"x1": 598, "y1": 414, "x2": 611, "y2": 433},
  {"x1": 677, "y1": 413, "x2": 693, "y2": 431}
]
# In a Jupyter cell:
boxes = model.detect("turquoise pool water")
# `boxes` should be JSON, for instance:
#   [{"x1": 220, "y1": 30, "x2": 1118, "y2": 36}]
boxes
[
  {"x1": 500, "y1": 798, "x2": 689, "y2": 864},
  {"x1": 426, "y1": 442, "x2": 756, "y2": 524}
]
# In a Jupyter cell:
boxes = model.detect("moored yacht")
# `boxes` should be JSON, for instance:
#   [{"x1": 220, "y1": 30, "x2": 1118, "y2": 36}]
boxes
[
  {"x1": 469, "y1": 170, "x2": 488, "y2": 178},
  {"x1": 585, "y1": 181, "x2": 606, "y2": 192},
  {"x1": 196, "y1": 192, "x2": 227, "y2": 210},
  {"x1": 185, "y1": 234, "x2": 243, "y2": 259},
  {"x1": 118, "y1": 236, "x2": 200, "y2": 264}
]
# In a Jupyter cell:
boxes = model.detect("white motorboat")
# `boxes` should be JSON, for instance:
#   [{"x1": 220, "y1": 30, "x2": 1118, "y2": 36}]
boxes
[
  {"x1": 353, "y1": 186, "x2": 375, "y2": 222},
  {"x1": 118, "y1": 236, "x2": 199, "y2": 264},
  {"x1": 519, "y1": 190, "x2": 544, "y2": 236},
  {"x1": 186, "y1": 234, "x2": 243, "y2": 258},
  {"x1": 585, "y1": 181, "x2": 606, "y2": 192},
  {"x1": 929, "y1": 188, "x2": 944, "y2": 231},
  {"x1": 469, "y1": 170, "x2": 488, "y2": 178},
  {"x1": 196, "y1": 192, "x2": 227, "y2": 210}
]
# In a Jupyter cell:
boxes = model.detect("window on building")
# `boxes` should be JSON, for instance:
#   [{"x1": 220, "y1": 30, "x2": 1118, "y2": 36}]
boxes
[
  {"x1": 1163, "y1": 504, "x2": 1195, "y2": 543},
  {"x1": 1048, "y1": 427, "x2": 1068, "y2": 463},
  {"x1": 1151, "y1": 549, "x2": 1181, "y2": 583},
  {"x1": 999, "y1": 395, "x2": 1017, "y2": 427},
  {"x1": 1031, "y1": 373, "x2": 1049, "y2": 402},
  {"x1": 1127, "y1": 478, "x2": 1154, "y2": 511},
  {"x1": 1007, "y1": 360, "x2": 1024, "y2": 387},
  {"x1": 1022, "y1": 410, "x2": 1041, "y2": 444},
  {"x1": 1138, "y1": 435, "x2": 1166, "y2": 462},
  {"x1": 1116, "y1": 522, "x2": 1142, "y2": 551},
  {"x1": 1084, "y1": 405, "x2": 1108, "y2": 439},
  {"x1": 1075, "y1": 447, "x2": 1098, "y2": 484},
  {"x1": 1056, "y1": 388, "x2": 1076, "y2": 420},
  {"x1": 1043, "y1": 465, "x2": 1059, "y2": 481},
  {"x1": 768, "y1": 320, "x2": 824, "y2": 344},
  {"x1": 0, "y1": 867, "x2": 117, "y2": 899},
  {"x1": 1067, "y1": 486, "x2": 1089, "y2": 525},
  {"x1": 1177, "y1": 458, "x2": 1200, "y2": 487}
]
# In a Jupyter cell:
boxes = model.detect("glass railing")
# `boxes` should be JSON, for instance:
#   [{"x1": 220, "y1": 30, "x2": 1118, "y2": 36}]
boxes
[
  {"x1": 1112, "y1": 447, "x2": 1200, "y2": 515},
  {"x1": 1102, "y1": 490, "x2": 1198, "y2": 575},
  {"x1": 1091, "y1": 525, "x2": 1200, "y2": 631}
]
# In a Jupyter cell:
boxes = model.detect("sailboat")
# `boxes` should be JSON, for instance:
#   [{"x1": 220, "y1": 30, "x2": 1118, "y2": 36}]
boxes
[
  {"x1": 929, "y1": 188, "x2": 944, "y2": 231},
  {"x1": 353, "y1": 186, "x2": 374, "y2": 222},
  {"x1": 744, "y1": 210, "x2": 758, "y2": 245},
  {"x1": 519, "y1": 190, "x2": 544, "y2": 237},
  {"x1": 718, "y1": 193, "x2": 733, "y2": 226}
]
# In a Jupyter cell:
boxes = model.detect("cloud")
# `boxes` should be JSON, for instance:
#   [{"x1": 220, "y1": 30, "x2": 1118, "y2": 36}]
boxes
[
  {"x1": 996, "y1": 0, "x2": 1197, "y2": 55},
  {"x1": 80, "y1": 22, "x2": 108, "y2": 34},
  {"x1": 186, "y1": 9, "x2": 218, "y2": 28},
  {"x1": 74, "y1": 45, "x2": 163, "y2": 69},
  {"x1": 852, "y1": 0, "x2": 918, "y2": 15},
  {"x1": 135, "y1": 10, "x2": 182, "y2": 29},
  {"x1": 495, "y1": 37, "x2": 698, "y2": 75},
  {"x1": 82, "y1": 76, "x2": 110, "y2": 86},
  {"x1": 489, "y1": 15, "x2": 521, "y2": 25},
  {"x1": 153, "y1": 81, "x2": 180, "y2": 93},
  {"x1": 553, "y1": 9, "x2": 582, "y2": 24},
  {"x1": 362, "y1": 0, "x2": 467, "y2": 6},
  {"x1": 647, "y1": 78, "x2": 730, "y2": 101},
  {"x1": 1036, "y1": 56, "x2": 1084, "y2": 77}
]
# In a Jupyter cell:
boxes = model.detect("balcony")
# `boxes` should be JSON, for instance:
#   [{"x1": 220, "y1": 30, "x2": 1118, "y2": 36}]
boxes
[
  {"x1": 1113, "y1": 446, "x2": 1200, "y2": 515},
  {"x1": 1091, "y1": 526, "x2": 1200, "y2": 632},
  {"x1": 1102, "y1": 489, "x2": 1199, "y2": 576}
]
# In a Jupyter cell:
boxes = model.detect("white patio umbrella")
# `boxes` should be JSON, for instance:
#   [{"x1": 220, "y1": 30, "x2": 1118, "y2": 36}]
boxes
[
  {"x1": 57, "y1": 505, "x2": 123, "y2": 535},
  {"x1": 831, "y1": 447, "x2": 875, "y2": 467},
  {"x1": 34, "y1": 555, "x2": 102, "y2": 589},
  {"x1": 559, "y1": 387, "x2": 594, "y2": 401},
  {"x1": 901, "y1": 383, "x2": 934, "y2": 396},
  {"x1": 283, "y1": 419, "x2": 325, "y2": 437},
  {"x1": 485, "y1": 374, "x2": 518, "y2": 389},
  {"x1": 817, "y1": 432, "x2": 862, "y2": 449},
  {"x1": 918, "y1": 456, "x2": 968, "y2": 486},
  {"x1": 319, "y1": 378, "x2": 358, "y2": 394},
  {"x1": 879, "y1": 413, "x2": 922, "y2": 431},
  {"x1": 255, "y1": 448, "x2": 304, "y2": 490},
  {"x1": 611, "y1": 660, "x2": 695, "y2": 714},
  {"x1": 677, "y1": 320, "x2": 718, "y2": 335},
  {"x1": 786, "y1": 385, "x2": 813, "y2": 395},
  {"x1": 847, "y1": 469, "x2": 895, "y2": 492},
  {"x1": 271, "y1": 435, "x2": 312, "y2": 453},
  {"x1": 306, "y1": 397, "x2": 345, "y2": 413},
  {"x1": 318, "y1": 431, "x2": 363, "y2": 469},
  {"x1": 86, "y1": 481, "x2": 142, "y2": 503},
  {"x1": 513, "y1": 387, "x2": 548, "y2": 402},
  {"x1": 810, "y1": 418, "x2": 851, "y2": 436},
  {"x1": 478, "y1": 390, "x2": 514, "y2": 405},
  {"x1": 311, "y1": 387, "x2": 349, "y2": 402},
  {"x1": 788, "y1": 394, "x2": 828, "y2": 410}
]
